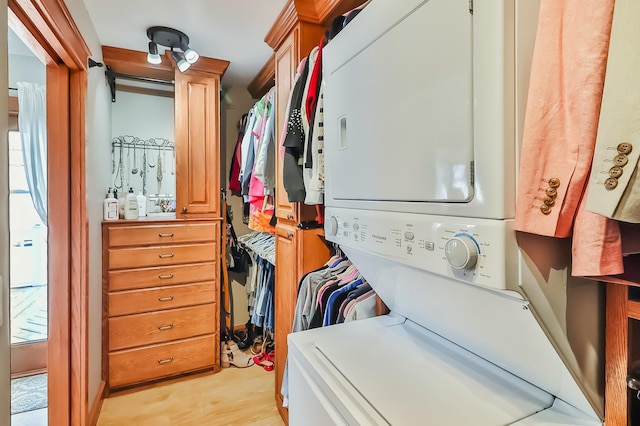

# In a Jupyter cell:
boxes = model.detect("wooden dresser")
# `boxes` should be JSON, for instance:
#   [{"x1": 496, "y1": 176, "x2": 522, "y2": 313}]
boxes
[{"x1": 102, "y1": 218, "x2": 220, "y2": 390}]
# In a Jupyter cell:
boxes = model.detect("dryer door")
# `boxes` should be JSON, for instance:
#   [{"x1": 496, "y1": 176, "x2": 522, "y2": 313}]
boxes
[{"x1": 324, "y1": 0, "x2": 473, "y2": 203}]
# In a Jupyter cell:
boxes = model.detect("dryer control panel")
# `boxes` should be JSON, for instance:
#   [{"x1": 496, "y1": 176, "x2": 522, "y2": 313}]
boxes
[{"x1": 324, "y1": 207, "x2": 518, "y2": 292}]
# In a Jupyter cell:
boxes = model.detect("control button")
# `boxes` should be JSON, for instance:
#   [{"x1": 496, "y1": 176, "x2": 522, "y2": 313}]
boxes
[
  {"x1": 405, "y1": 232, "x2": 414, "y2": 241},
  {"x1": 545, "y1": 187, "x2": 557, "y2": 197},
  {"x1": 613, "y1": 154, "x2": 629, "y2": 167},
  {"x1": 604, "y1": 177, "x2": 618, "y2": 190},
  {"x1": 343, "y1": 222, "x2": 349, "y2": 228},
  {"x1": 343, "y1": 231, "x2": 349, "y2": 237},
  {"x1": 353, "y1": 224, "x2": 359, "y2": 231},
  {"x1": 540, "y1": 204, "x2": 551, "y2": 215},
  {"x1": 425, "y1": 241, "x2": 435, "y2": 251},
  {"x1": 617, "y1": 142, "x2": 633, "y2": 155},
  {"x1": 543, "y1": 197, "x2": 555, "y2": 206},
  {"x1": 324, "y1": 216, "x2": 339, "y2": 236},
  {"x1": 609, "y1": 166, "x2": 624, "y2": 178},
  {"x1": 548, "y1": 177, "x2": 560, "y2": 188},
  {"x1": 406, "y1": 245, "x2": 412, "y2": 254},
  {"x1": 444, "y1": 235, "x2": 479, "y2": 270}
]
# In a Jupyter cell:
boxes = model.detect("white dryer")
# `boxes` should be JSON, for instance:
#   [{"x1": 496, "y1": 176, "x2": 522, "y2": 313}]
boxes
[{"x1": 287, "y1": 0, "x2": 604, "y2": 424}]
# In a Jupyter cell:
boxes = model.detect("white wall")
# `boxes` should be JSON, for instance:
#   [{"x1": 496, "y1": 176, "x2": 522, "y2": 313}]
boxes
[
  {"x1": 111, "y1": 91, "x2": 175, "y2": 199},
  {"x1": 8, "y1": 54, "x2": 45, "y2": 88},
  {"x1": 63, "y1": 0, "x2": 112, "y2": 410}
]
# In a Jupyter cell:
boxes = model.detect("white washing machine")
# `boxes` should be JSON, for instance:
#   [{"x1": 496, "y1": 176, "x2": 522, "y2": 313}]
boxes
[
  {"x1": 288, "y1": 210, "x2": 601, "y2": 425},
  {"x1": 287, "y1": 0, "x2": 604, "y2": 424}
]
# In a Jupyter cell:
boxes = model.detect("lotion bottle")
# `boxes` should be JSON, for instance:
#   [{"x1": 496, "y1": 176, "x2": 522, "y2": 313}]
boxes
[
  {"x1": 103, "y1": 188, "x2": 119, "y2": 221},
  {"x1": 124, "y1": 187, "x2": 139, "y2": 220},
  {"x1": 136, "y1": 191, "x2": 147, "y2": 217}
]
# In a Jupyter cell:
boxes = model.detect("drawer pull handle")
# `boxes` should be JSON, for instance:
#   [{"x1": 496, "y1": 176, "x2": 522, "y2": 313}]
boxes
[
  {"x1": 287, "y1": 232, "x2": 294, "y2": 238},
  {"x1": 157, "y1": 356, "x2": 174, "y2": 365},
  {"x1": 287, "y1": 214, "x2": 294, "y2": 220},
  {"x1": 158, "y1": 296, "x2": 174, "y2": 302},
  {"x1": 158, "y1": 253, "x2": 175, "y2": 259},
  {"x1": 157, "y1": 323, "x2": 174, "y2": 330},
  {"x1": 158, "y1": 273, "x2": 174, "y2": 279},
  {"x1": 159, "y1": 233, "x2": 174, "y2": 237}
]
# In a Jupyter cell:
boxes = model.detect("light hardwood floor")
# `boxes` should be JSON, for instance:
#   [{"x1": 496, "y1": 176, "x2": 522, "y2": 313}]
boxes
[{"x1": 98, "y1": 366, "x2": 284, "y2": 425}]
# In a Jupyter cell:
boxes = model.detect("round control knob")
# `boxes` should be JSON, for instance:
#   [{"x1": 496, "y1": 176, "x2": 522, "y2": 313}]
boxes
[
  {"x1": 444, "y1": 235, "x2": 479, "y2": 270},
  {"x1": 325, "y1": 216, "x2": 339, "y2": 237}
]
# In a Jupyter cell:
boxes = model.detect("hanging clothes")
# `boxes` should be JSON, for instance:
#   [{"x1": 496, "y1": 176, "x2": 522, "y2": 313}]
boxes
[
  {"x1": 281, "y1": 251, "x2": 377, "y2": 407},
  {"x1": 513, "y1": 0, "x2": 620, "y2": 277},
  {"x1": 282, "y1": 57, "x2": 311, "y2": 202},
  {"x1": 231, "y1": 90, "x2": 278, "y2": 233},
  {"x1": 229, "y1": 113, "x2": 248, "y2": 196}
]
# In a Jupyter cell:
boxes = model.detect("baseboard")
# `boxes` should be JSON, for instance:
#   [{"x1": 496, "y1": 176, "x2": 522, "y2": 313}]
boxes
[{"x1": 87, "y1": 380, "x2": 106, "y2": 426}]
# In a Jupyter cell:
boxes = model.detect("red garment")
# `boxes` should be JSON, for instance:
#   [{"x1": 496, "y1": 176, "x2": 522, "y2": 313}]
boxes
[
  {"x1": 229, "y1": 115, "x2": 247, "y2": 195},
  {"x1": 305, "y1": 37, "x2": 324, "y2": 123}
]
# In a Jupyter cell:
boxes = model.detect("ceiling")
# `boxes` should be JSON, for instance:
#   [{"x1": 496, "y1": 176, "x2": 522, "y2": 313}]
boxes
[{"x1": 81, "y1": 0, "x2": 289, "y2": 89}]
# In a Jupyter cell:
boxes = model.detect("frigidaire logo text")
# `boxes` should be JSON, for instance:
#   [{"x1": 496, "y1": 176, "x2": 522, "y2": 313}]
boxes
[{"x1": 371, "y1": 234, "x2": 387, "y2": 241}]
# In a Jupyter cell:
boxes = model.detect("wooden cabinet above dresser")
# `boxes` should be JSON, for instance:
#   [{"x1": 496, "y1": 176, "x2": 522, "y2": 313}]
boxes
[{"x1": 102, "y1": 219, "x2": 220, "y2": 391}]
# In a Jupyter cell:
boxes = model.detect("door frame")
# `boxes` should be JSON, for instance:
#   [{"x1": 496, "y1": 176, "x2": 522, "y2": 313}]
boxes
[{"x1": 8, "y1": 0, "x2": 90, "y2": 424}]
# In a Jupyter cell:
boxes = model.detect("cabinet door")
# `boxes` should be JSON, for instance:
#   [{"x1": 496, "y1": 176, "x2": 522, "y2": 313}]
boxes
[
  {"x1": 175, "y1": 71, "x2": 220, "y2": 218},
  {"x1": 274, "y1": 31, "x2": 298, "y2": 223},
  {"x1": 274, "y1": 223, "x2": 297, "y2": 411}
]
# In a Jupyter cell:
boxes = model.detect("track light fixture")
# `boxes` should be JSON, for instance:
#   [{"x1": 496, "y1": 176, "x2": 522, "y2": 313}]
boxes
[
  {"x1": 179, "y1": 41, "x2": 199, "y2": 64},
  {"x1": 146, "y1": 26, "x2": 200, "y2": 71},
  {"x1": 147, "y1": 41, "x2": 162, "y2": 65},
  {"x1": 172, "y1": 50, "x2": 191, "y2": 72}
]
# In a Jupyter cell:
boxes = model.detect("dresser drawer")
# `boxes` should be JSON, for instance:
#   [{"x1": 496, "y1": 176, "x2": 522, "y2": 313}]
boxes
[
  {"x1": 108, "y1": 243, "x2": 216, "y2": 269},
  {"x1": 108, "y1": 282, "x2": 217, "y2": 316},
  {"x1": 109, "y1": 304, "x2": 215, "y2": 351},
  {"x1": 108, "y1": 262, "x2": 216, "y2": 291},
  {"x1": 107, "y1": 223, "x2": 217, "y2": 247},
  {"x1": 108, "y1": 335, "x2": 215, "y2": 388}
]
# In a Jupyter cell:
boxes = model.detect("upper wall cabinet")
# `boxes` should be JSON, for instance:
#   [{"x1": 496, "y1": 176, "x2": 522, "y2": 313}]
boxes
[{"x1": 175, "y1": 70, "x2": 220, "y2": 218}]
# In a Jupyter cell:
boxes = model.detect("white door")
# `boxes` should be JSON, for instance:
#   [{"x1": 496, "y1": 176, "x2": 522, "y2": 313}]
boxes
[{"x1": 1, "y1": 1, "x2": 12, "y2": 423}]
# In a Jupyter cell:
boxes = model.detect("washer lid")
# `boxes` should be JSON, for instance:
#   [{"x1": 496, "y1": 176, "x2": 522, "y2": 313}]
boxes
[
  {"x1": 297, "y1": 316, "x2": 553, "y2": 425},
  {"x1": 340, "y1": 244, "x2": 601, "y2": 421}
]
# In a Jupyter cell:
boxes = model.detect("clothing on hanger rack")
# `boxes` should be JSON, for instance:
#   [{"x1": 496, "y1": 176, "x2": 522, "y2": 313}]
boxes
[
  {"x1": 281, "y1": 249, "x2": 377, "y2": 407},
  {"x1": 237, "y1": 231, "x2": 275, "y2": 265}
]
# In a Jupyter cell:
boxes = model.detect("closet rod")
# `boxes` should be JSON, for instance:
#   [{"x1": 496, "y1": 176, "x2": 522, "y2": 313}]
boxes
[
  {"x1": 110, "y1": 72, "x2": 174, "y2": 86},
  {"x1": 112, "y1": 140, "x2": 175, "y2": 152}
]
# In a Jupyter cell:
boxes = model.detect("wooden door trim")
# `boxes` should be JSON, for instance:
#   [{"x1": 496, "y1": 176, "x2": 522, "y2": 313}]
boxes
[
  {"x1": 9, "y1": 0, "x2": 90, "y2": 68},
  {"x1": 9, "y1": 0, "x2": 90, "y2": 425},
  {"x1": 605, "y1": 283, "x2": 628, "y2": 426}
]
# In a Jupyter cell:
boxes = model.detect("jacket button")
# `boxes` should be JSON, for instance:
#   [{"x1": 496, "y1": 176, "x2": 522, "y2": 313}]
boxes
[
  {"x1": 543, "y1": 196, "x2": 555, "y2": 206},
  {"x1": 604, "y1": 177, "x2": 618, "y2": 190},
  {"x1": 617, "y1": 142, "x2": 633, "y2": 155},
  {"x1": 613, "y1": 154, "x2": 629, "y2": 167},
  {"x1": 548, "y1": 178, "x2": 560, "y2": 188},
  {"x1": 545, "y1": 187, "x2": 558, "y2": 197},
  {"x1": 609, "y1": 166, "x2": 624, "y2": 178},
  {"x1": 540, "y1": 204, "x2": 552, "y2": 215}
]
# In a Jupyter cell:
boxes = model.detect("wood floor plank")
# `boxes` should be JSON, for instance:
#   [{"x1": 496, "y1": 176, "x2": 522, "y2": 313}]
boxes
[{"x1": 98, "y1": 365, "x2": 284, "y2": 425}]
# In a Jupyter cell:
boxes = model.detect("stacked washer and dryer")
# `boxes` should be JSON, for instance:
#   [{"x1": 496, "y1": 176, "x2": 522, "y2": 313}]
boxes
[{"x1": 287, "y1": 1, "x2": 605, "y2": 425}]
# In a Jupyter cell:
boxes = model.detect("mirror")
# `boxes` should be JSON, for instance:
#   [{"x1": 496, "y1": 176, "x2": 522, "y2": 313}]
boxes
[{"x1": 110, "y1": 89, "x2": 176, "y2": 217}]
